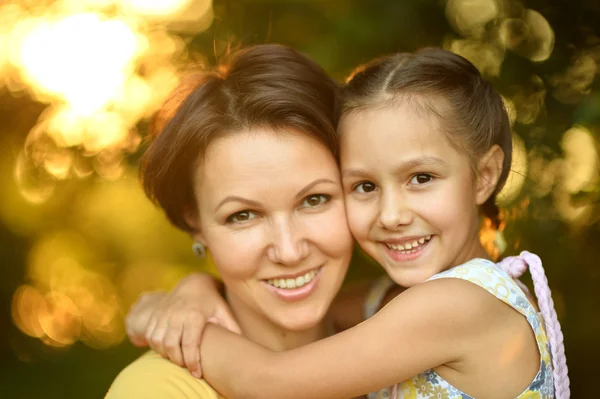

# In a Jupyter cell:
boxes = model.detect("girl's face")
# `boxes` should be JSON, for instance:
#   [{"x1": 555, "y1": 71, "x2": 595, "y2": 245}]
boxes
[
  {"x1": 192, "y1": 129, "x2": 353, "y2": 332},
  {"x1": 339, "y1": 104, "x2": 493, "y2": 287}
]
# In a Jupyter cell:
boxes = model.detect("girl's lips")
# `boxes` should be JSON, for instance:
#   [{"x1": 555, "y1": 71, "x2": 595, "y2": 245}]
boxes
[
  {"x1": 263, "y1": 266, "x2": 323, "y2": 302},
  {"x1": 382, "y1": 236, "x2": 432, "y2": 262}
]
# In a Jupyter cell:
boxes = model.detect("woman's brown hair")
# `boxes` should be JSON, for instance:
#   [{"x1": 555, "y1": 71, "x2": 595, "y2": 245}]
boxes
[
  {"x1": 141, "y1": 44, "x2": 340, "y2": 232},
  {"x1": 342, "y1": 48, "x2": 512, "y2": 228}
]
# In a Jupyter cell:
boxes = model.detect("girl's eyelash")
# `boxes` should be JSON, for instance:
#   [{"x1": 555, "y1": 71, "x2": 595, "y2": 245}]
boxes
[
  {"x1": 352, "y1": 181, "x2": 377, "y2": 193},
  {"x1": 409, "y1": 173, "x2": 435, "y2": 185}
]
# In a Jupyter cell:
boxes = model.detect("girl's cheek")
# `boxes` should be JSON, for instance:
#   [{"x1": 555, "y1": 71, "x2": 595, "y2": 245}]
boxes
[{"x1": 345, "y1": 201, "x2": 372, "y2": 241}]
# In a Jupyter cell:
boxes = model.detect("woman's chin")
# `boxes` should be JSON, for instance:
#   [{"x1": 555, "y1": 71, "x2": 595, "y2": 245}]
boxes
[{"x1": 271, "y1": 305, "x2": 328, "y2": 332}]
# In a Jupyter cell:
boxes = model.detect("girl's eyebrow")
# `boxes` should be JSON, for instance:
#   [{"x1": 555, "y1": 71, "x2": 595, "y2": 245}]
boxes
[
  {"x1": 341, "y1": 168, "x2": 368, "y2": 179},
  {"x1": 399, "y1": 156, "x2": 448, "y2": 169},
  {"x1": 342, "y1": 156, "x2": 448, "y2": 179}
]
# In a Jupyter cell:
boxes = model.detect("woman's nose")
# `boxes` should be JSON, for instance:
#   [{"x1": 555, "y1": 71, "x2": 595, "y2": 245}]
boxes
[{"x1": 267, "y1": 218, "x2": 309, "y2": 266}]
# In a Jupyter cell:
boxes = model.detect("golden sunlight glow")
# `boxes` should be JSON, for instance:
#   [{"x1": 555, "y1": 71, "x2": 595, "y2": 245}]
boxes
[
  {"x1": 498, "y1": 10, "x2": 554, "y2": 62},
  {"x1": 3, "y1": 0, "x2": 213, "y2": 206},
  {"x1": 446, "y1": 39, "x2": 504, "y2": 76},
  {"x1": 14, "y1": 13, "x2": 140, "y2": 116},
  {"x1": 512, "y1": 75, "x2": 546, "y2": 125},
  {"x1": 10, "y1": 232, "x2": 128, "y2": 348},
  {"x1": 497, "y1": 134, "x2": 527, "y2": 205},
  {"x1": 446, "y1": 0, "x2": 499, "y2": 37},
  {"x1": 560, "y1": 126, "x2": 599, "y2": 194},
  {"x1": 550, "y1": 53, "x2": 597, "y2": 104},
  {"x1": 122, "y1": 0, "x2": 192, "y2": 17}
]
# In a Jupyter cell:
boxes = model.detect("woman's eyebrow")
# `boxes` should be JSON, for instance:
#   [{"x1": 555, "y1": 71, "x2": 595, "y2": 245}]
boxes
[
  {"x1": 215, "y1": 196, "x2": 262, "y2": 212},
  {"x1": 295, "y1": 178, "x2": 337, "y2": 199}
]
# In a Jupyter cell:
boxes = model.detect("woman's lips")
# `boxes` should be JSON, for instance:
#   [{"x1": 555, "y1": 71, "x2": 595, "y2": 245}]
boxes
[{"x1": 262, "y1": 266, "x2": 323, "y2": 302}]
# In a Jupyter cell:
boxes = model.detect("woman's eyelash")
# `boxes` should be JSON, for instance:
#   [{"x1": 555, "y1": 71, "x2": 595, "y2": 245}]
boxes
[
  {"x1": 226, "y1": 210, "x2": 258, "y2": 224},
  {"x1": 302, "y1": 194, "x2": 331, "y2": 208}
]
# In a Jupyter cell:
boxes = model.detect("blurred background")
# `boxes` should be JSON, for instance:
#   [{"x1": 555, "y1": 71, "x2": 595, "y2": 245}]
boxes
[{"x1": 0, "y1": 0, "x2": 598, "y2": 397}]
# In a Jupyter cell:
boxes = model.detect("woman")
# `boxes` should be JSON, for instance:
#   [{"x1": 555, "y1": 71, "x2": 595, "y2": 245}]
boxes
[{"x1": 105, "y1": 44, "x2": 355, "y2": 398}]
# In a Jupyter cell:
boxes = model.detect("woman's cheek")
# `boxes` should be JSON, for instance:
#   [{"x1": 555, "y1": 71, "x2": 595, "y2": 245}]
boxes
[{"x1": 209, "y1": 228, "x2": 264, "y2": 279}]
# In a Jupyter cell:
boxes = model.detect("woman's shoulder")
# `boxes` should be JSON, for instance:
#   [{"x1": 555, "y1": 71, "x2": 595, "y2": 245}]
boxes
[{"x1": 105, "y1": 351, "x2": 222, "y2": 399}]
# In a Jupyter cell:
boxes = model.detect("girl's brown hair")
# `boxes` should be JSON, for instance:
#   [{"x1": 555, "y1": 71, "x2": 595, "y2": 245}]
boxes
[
  {"x1": 141, "y1": 44, "x2": 340, "y2": 232},
  {"x1": 342, "y1": 48, "x2": 512, "y2": 228}
]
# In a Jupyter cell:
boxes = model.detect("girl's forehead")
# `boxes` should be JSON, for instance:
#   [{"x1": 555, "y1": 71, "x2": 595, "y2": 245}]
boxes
[
  {"x1": 340, "y1": 105, "x2": 448, "y2": 149},
  {"x1": 338, "y1": 104, "x2": 470, "y2": 172}
]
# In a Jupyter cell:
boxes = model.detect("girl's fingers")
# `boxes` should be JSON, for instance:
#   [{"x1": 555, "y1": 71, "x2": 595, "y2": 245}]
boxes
[
  {"x1": 163, "y1": 316, "x2": 185, "y2": 367},
  {"x1": 148, "y1": 315, "x2": 169, "y2": 358},
  {"x1": 143, "y1": 315, "x2": 158, "y2": 349},
  {"x1": 181, "y1": 316, "x2": 206, "y2": 379}
]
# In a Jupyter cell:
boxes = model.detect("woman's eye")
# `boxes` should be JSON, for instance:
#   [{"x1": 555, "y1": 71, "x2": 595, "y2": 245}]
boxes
[
  {"x1": 410, "y1": 173, "x2": 433, "y2": 185},
  {"x1": 302, "y1": 194, "x2": 330, "y2": 208},
  {"x1": 226, "y1": 211, "x2": 258, "y2": 224},
  {"x1": 354, "y1": 182, "x2": 377, "y2": 194}
]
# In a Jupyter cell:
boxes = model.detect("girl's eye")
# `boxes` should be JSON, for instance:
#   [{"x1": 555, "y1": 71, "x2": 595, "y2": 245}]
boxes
[
  {"x1": 354, "y1": 182, "x2": 377, "y2": 194},
  {"x1": 410, "y1": 173, "x2": 434, "y2": 185},
  {"x1": 226, "y1": 210, "x2": 258, "y2": 224},
  {"x1": 302, "y1": 194, "x2": 330, "y2": 208}
]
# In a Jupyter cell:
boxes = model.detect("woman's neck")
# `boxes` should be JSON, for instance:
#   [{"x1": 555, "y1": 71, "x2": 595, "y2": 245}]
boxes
[{"x1": 225, "y1": 288, "x2": 329, "y2": 352}]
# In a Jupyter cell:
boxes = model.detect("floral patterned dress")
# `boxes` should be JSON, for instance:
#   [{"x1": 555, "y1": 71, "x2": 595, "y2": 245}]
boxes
[{"x1": 364, "y1": 258, "x2": 554, "y2": 399}]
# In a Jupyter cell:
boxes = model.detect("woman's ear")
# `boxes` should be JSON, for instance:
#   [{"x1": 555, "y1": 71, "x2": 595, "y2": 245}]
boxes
[
  {"x1": 184, "y1": 208, "x2": 207, "y2": 247},
  {"x1": 475, "y1": 144, "x2": 505, "y2": 205}
]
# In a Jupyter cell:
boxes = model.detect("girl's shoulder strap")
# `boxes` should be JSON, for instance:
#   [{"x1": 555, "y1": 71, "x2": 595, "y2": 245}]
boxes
[
  {"x1": 499, "y1": 251, "x2": 570, "y2": 399},
  {"x1": 430, "y1": 252, "x2": 570, "y2": 399}
]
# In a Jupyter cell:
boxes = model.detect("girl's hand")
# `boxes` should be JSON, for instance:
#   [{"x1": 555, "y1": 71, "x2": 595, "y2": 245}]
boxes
[{"x1": 125, "y1": 273, "x2": 241, "y2": 378}]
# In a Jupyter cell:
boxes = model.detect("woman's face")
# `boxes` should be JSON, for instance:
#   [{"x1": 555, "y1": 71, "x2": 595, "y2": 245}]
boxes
[{"x1": 192, "y1": 128, "x2": 353, "y2": 332}]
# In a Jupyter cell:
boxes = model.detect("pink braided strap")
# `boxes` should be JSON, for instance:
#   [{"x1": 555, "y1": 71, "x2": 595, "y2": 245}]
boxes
[{"x1": 499, "y1": 251, "x2": 570, "y2": 399}]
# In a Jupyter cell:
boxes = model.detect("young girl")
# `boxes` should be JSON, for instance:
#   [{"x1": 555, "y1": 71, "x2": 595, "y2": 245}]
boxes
[{"x1": 127, "y1": 48, "x2": 569, "y2": 399}]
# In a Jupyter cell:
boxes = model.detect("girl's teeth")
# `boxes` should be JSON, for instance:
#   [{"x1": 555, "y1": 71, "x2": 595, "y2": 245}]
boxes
[
  {"x1": 386, "y1": 236, "x2": 432, "y2": 254},
  {"x1": 267, "y1": 269, "x2": 318, "y2": 289}
]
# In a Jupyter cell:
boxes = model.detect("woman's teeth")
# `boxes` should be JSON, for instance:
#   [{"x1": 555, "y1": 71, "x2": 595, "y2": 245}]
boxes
[
  {"x1": 267, "y1": 269, "x2": 318, "y2": 289},
  {"x1": 386, "y1": 235, "x2": 432, "y2": 253}
]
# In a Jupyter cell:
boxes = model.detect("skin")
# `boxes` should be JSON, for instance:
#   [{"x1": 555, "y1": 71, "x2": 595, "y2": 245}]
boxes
[
  {"x1": 189, "y1": 128, "x2": 353, "y2": 350},
  {"x1": 194, "y1": 102, "x2": 541, "y2": 399}
]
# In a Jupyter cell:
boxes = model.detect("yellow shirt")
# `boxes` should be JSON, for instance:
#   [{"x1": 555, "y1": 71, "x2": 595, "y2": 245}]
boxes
[{"x1": 105, "y1": 351, "x2": 224, "y2": 399}]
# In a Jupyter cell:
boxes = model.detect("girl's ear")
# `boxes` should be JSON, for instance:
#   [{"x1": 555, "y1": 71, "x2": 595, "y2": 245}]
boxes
[
  {"x1": 184, "y1": 208, "x2": 207, "y2": 247},
  {"x1": 475, "y1": 144, "x2": 505, "y2": 205}
]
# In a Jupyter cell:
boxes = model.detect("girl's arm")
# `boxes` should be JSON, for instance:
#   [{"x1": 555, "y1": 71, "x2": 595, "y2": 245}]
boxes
[
  {"x1": 200, "y1": 278, "x2": 487, "y2": 399},
  {"x1": 329, "y1": 278, "x2": 406, "y2": 331}
]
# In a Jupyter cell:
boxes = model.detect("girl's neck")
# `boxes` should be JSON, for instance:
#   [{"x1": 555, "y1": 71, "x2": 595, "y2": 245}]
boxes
[
  {"x1": 446, "y1": 224, "x2": 493, "y2": 272},
  {"x1": 225, "y1": 288, "x2": 329, "y2": 352}
]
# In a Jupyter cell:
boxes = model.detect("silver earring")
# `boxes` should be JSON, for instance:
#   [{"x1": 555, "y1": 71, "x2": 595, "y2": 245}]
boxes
[{"x1": 192, "y1": 242, "x2": 206, "y2": 258}]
